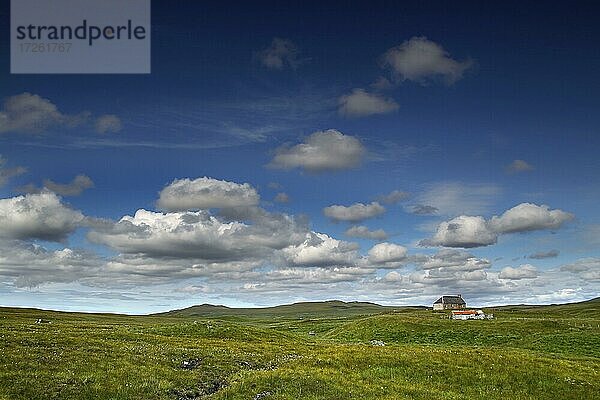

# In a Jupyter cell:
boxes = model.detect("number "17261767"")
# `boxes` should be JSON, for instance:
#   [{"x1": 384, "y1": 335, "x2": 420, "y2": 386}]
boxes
[{"x1": 19, "y1": 42, "x2": 72, "y2": 53}]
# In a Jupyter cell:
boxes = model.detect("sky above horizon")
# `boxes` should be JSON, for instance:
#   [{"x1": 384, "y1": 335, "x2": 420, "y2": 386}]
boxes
[{"x1": 0, "y1": 1, "x2": 599, "y2": 313}]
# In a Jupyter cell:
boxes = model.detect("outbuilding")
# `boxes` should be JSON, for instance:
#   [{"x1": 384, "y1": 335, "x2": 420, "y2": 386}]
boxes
[{"x1": 451, "y1": 309, "x2": 493, "y2": 320}]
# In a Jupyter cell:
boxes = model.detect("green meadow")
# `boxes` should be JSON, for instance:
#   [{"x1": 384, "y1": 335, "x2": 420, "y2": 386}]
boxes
[{"x1": 1, "y1": 299, "x2": 598, "y2": 399}]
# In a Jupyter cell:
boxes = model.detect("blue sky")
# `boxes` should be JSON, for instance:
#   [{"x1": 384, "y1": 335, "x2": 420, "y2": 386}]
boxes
[{"x1": 0, "y1": 1, "x2": 599, "y2": 313}]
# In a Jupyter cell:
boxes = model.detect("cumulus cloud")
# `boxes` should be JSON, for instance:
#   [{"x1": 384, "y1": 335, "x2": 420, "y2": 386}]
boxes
[
  {"x1": 488, "y1": 203, "x2": 573, "y2": 234},
  {"x1": 528, "y1": 250, "x2": 559, "y2": 259},
  {"x1": 266, "y1": 266, "x2": 370, "y2": 284},
  {"x1": 256, "y1": 38, "x2": 300, "y2": 70},
  {"x1": 157, "y1": 177, "x2": 260, "y2": 211},
  {"x1": 17, "y1": 175, "x2": 94, "y2": 197},
  {"x1": 268, "y1": 129, "x2": 366, "y2": 173},
  {"x1": 0, "y1": 92, "x2": 88, "y2": 134},
  {"x1": 423, "y1": 216, "x2": 498, "y2": 248},
  {"x1": 409, "y1": 249, "x2": 492, "y2": 287},
  {"x1": 498, "y1": 264, "x2": 538, "y2": 280},
  {"x1": 345, "y1": 225, "x2": 388, "y2": 240},
  {"x1": 102, "y1": 254, "x2": 260, "y2": 282},
  {"x1": 84, "y1": 201, "x2": 366, "y2": 283},
  {"x1": 323, "y1": 201, "x2": 385, "y2": 222},
  {"x1": 381, "y1": 37, "x2": 473, "y2": 85},
  {"x1": 560, "y1": 258, "x2": 600, "y2": 281},
  {"x1": 89, "y1": 208, "x2": 307, "y2": 261},
  {"x1": 411, "y1": 205, "x2": 439, "y2": 215},
  {"x1": 176, "y1": 285, "x2": 211, "y2": 294},
  {"x1": 416, "y1": 249, "x2": 492, "y2": 271},
  {"x1": 95, "y1": 114, "x2": 122, "y2": 134},
  {"x1": 338, "y1": 89, "x2": 399, "y2": 117},
  {"x1": 368, "y1": 242, "x2": 408, "y2": 264},
  {"x1": 413, "y1": 182, "x2": 501, "y2": 216},
  {"x1": 0, "y1": 156, "x2": 26, "y2": 187},
  {"x1": 274, "y1": 192, "x2": 290, "y2": 203},
  {"x1": 382, "y1": 271, "x2": 403, "y2": 282},
  {"x1": 0, "y1": 192, "x2": 85, "y2": 242},
  {"x1": 0, "y1": 241, "x2": 102, "y2": 287},
  {"x1": 282, "y1": 232, "x2": 359, "y2": 267},
  {"x1": 423, "y1": 203, "x2": 573, "y2": 248},
  {"x1": 506, "y1": 159, "x2": 534, "y2": 174},
  {"x1": 43, "y1": 175, "x2": 94, "y2": 196},
  {"x1": 377, "y1": 190, "x2": 410, "y2": 204}
]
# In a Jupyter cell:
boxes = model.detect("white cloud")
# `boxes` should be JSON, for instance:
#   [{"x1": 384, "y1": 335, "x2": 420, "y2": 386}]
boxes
[
  {"x1": 416, "y1": 249, "x2": 492, "y2": 271},
  {"x1": 488, "y1": 203, "x2": 573, "y2": 234},
  {"x1": 410, "y1": 205, "x2": 439, "y2": 215},
  {"x1": 266, "y1": 266, "x2": 369, "y2": 284},
  {"x1": 423, "y1": 203, "x2": 574, "y2": 248},
  {"x1": 282, "y1": 232, "x2": 359, "y2": 267},
  {"x1": 176, "y1": 285, "x2": 211, "y2": 294},
  {"x1": 0, "y1": 192, "x2": 85, "y2": 242},
  {"x1": 17, "y1": 175, "x2": 94, "y2": 197},
  {"x1": 499, "y1": 264, "x2": 538, "y2": 280},
  {"x1": 409, "y1": 249, "x2": 492, "y2": 288},
  {"x1": 268, "y1": 129, "x2": 366, "y2": 173},
  {"x1": 381, "y1": 36, "x2": 473, "y2": 84},
  {"x1": 43, "y1": 174, "x2": 94, "y2": 196},
  {"x1": 506, "y1": 159, "x2": 534, "y2": 174},
  {"x1": 368, "y1": 242, "x2": 408, "y2": 264},
  {"x1": 257, "y1": 38, "x2": 300, "y2": 70},
  {"x1": 338, "y1": 89, "x2": 399, "y2": 117},
  {"x1": 0, "y1": 241, "x2": 101, "y2": 287},
  {"x1": 157, "y1": 177, "x2": 260, "y2": 211},
  {"x1": 423, "y1": 215, "x2": 498, "y2": 248},
  {"x1": 89, "y1": 208, "x2": 307, "y2": 261},
  {"x1": 413, "y1": 182, "x2": 501, "y2": 216},
  {"x1": 274, "y1": 192, "x2": 290, "y2": 203},
  {"x1": 345, "y1": 225, "x2": 388, "y2": 240},
  {"x1": 95, "y1": 114, "x2": 122, "y2": 134},
  {"x1": 103, "y1": 254, "x2": 260, "y2": 282},
  {"x1": 0, "y1": 156, "x2": 26, "y2": 187},
  {"x1": 377, "y1": 189, "x2": 410, "y2": 204},
  {"x1": 560, "y1": 258, "x2": 600, "y2": 281},
  {"x1": 382, "y1": 271, "x2": 403, "y2": 282},
  {"x1": 0, "y1": 92, "x2": 88, "y2": 134},
  {"x1": 323, "y1": 201, "x2": 385, "y2": 222},
  {"x1": 528, "y1": 250, "x2": 559, "y2": 259}
]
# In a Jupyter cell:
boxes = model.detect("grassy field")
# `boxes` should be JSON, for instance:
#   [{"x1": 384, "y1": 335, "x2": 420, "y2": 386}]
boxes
[{"x1": 0, "y1": 299, "x2": 598, "y2": 399}]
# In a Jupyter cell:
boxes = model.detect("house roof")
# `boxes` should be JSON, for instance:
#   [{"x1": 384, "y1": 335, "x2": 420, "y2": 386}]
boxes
[{"x1": 433, "y1": 295, "x2": 466, "y2": 305}]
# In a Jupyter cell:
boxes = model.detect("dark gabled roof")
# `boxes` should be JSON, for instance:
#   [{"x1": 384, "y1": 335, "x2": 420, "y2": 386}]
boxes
[{"x1": 433, "y1": 295, "x2": 466, "y2": 305}]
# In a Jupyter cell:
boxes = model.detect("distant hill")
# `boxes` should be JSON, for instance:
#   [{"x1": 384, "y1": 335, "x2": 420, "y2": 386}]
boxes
[
  {"x1": 2, "y1": 297, "x2": 597, "y2": 319},
  {"x1": 155, "y1": 300, "x2": 424, "y2": 319},
  {"x1": 485, "y1": 296, "x2": 600, "y2": 316}
]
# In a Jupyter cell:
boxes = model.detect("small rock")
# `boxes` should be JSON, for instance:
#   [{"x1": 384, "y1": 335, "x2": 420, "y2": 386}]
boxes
[
  {"x1": 253, "y1": 391, "x2": 272, "y2": 400},
  {"x1": 370, "y1": 340, "x2": 385, "y2": 346},
  {"x1": 179, "y1": 358, "x2": 202, "y2": 370}
]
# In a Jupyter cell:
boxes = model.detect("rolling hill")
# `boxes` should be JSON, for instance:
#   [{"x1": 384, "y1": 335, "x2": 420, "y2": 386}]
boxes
[{"x1": 154, "y1": 300, "x2": 420, "y2": 319}]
